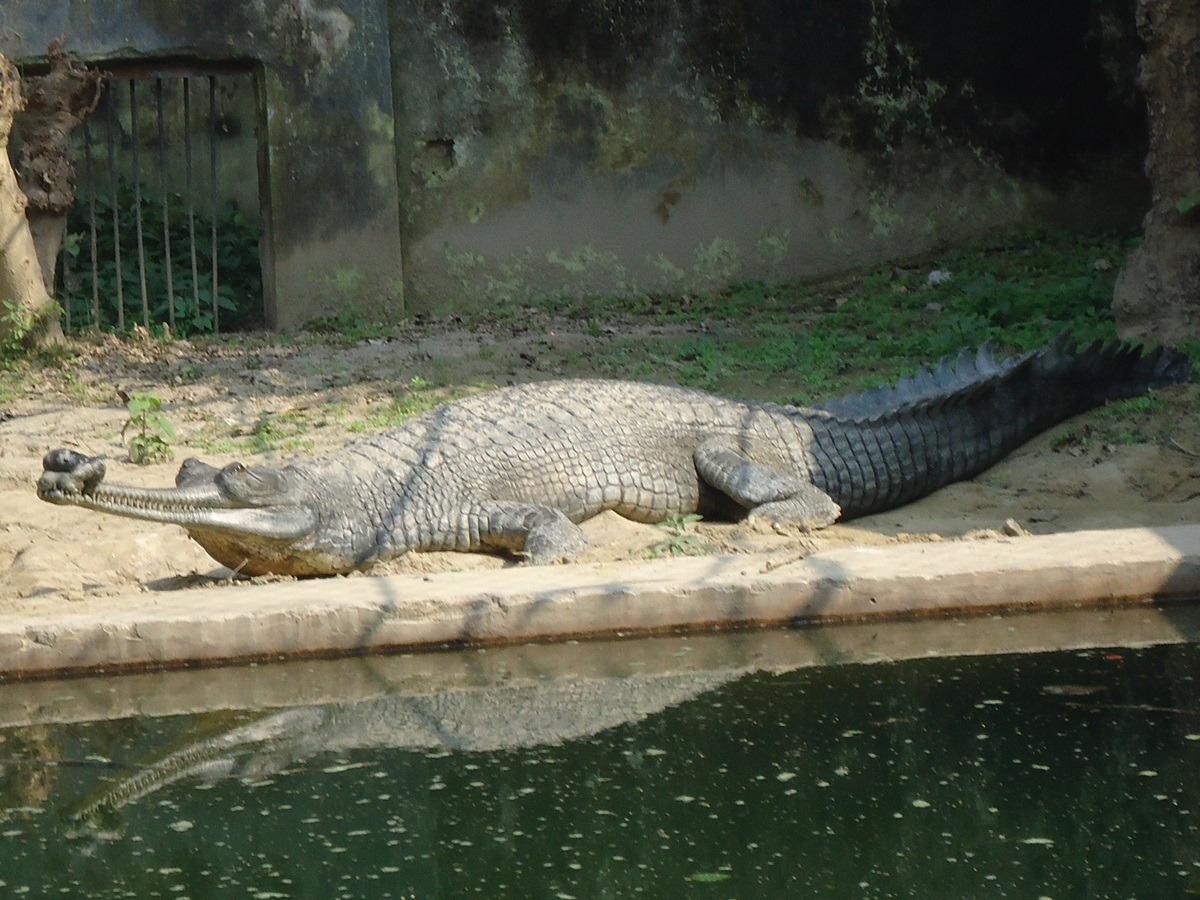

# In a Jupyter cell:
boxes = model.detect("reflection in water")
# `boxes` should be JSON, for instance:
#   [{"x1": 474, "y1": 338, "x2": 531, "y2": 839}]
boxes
[{"x1": 1, "y1": 613, "x2": 1200, "y2": 897}]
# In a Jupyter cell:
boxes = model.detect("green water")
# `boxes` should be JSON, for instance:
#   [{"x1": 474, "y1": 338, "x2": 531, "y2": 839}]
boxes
[{"x1": 2, "y1": 610, "x2": 1200, "y2": 898}]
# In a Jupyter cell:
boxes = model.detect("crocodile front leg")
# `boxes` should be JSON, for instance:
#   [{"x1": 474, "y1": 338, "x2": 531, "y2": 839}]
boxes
[{"x1": 694, "y1": 440, "x2": 841, "y2": 531}]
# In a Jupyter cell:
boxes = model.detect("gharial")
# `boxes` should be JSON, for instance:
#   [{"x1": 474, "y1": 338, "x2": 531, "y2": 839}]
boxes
[{"x1": 37, "y1": 334, "x2": 1190, "y2": 577}]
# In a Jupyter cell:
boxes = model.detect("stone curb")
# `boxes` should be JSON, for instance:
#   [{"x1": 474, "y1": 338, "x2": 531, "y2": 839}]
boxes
[{"x1": 2, "y1": 524, "x2": 1199, "y2": 679}]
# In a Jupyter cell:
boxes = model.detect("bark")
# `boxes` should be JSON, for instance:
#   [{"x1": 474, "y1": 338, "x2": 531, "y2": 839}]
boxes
[
  {"x1": 0, "y1": 52, "x2": 61, "y2": 345},
  {"x1": 15, "y1": 38, "x2": 101, "y2": 292},
  {"x1": 1113, "y1": 0, "x2": 1200, "y2": 342}
]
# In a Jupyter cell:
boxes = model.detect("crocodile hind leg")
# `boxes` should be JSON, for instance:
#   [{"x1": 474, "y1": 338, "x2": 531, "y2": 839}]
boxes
[{"x1": 694, "y1": 441, "x2": 841, "y2": 531}]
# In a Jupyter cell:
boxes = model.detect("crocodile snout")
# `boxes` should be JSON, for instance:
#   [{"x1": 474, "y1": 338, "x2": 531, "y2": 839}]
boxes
[{"x1": 38, "y1": 449, "x2": 107, "y2": 500}]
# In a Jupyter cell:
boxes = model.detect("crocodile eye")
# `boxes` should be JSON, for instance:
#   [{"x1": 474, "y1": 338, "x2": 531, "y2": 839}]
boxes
[
  {"x1": 218, "y1": 461, "x2": 283, "y2": 502},
  {"x1": 218, "y1": 462, "x2": 259, "y2": 494}
]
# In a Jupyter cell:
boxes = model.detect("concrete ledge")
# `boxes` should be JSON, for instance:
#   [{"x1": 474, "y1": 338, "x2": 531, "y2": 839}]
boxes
[
  {"x1": 2, "y1": 524, "x2": 1199, "y2": 679},
  {"x1": 5, "y1": 604, "x2": 1200, "y2": 730}
]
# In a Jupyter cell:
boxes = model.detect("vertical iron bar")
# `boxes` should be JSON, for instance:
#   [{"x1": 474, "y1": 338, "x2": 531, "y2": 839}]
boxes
[
  {"x1": 209, "y1": 75, "x2": 220, "y2": 332},
  {"x1": 156, "y1": 77, "x2": 175, "y2": 332},
  {"x1": 60, "y1": 213, "x2": 71, "y2": 333},
  {"x1": 83, "y1": 119, "x2": 100, "y2": 329},
  {"x1": 130, "y1": 79, "x2": 150, "y2": 329},
  {"x1": 105, "y1": 83, "x2": 124, "y2": 331},
  {"x1": 183, "y1": 77, "x2": 201, "y2": 325}
]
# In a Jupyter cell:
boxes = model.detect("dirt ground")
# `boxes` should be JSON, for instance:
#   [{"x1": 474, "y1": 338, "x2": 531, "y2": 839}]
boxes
[{"x1": 2, "y1": 320, "x2": 1198, "y2": 615}]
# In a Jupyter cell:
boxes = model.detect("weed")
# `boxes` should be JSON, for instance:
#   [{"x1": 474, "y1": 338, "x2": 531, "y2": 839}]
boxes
[
  {"x1": 1175, "y1": 338, "x2": 1200, "y2": 370},
  {"x1": 191, "y1": 407, "x2": 316, "y2": 455},
  {"x1": 755, "y1": 228, "x2": 792, "y2": 267},
  {"x1": 246, "y1": 412, "x2": 285, "y2": 453},
  {"x1": 245, "y1": 410, "x2": 318, "y2": 453},
  {"x1": 445, "y1": 246, "x2": 486, "y2": 281},
  {"x1": 176, "y1": 362, "x2": 206, "y2": 383},
  {"x1": 1092, "y1": 395, "x2": 1163, "y2": 445},
  {"x1": 350, "y1": 377, "x2": 466, "y2": 431},
  {"x1": 304, "y1": 300, "x2": 391, "y2": 344},
  {"x1": 0, "y1": 371, "x2": 19, "y2": 404},
  {"x1": 645, "y1": 514, "x2": 714, "y2": 558},
  {"x1": 0, "y1": 300, "x2": 36, "y2": 368},
  {"x1": 121, "y1": 392, "x2": 175, "y2": 464},
  {"x1": 1051, "y1": 394, "x2": 1169, "y2": 450}
]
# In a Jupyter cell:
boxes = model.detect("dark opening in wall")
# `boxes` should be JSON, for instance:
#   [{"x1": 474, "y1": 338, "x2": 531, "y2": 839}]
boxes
[{"x1": 56, "y1": 62, "x2": 267, "y2": 335}]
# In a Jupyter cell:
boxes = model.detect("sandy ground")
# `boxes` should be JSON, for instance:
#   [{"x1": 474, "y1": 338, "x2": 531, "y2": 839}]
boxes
[{"x1": 2, "y1": 324, "x2": 1198, "y2": 616}]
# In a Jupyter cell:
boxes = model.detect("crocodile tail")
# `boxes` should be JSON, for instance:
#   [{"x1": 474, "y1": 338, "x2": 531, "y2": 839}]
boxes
[
  {"x1": 807, "y1": 334, "x2": 1192, "y2": 519},
  {"x1": 816, "y1": 332, "x2": 1191, "y2": 420},
  {"x1": 1038, "y1": 334, "x2": 1192, "y2": 402},
  {"x1": 992, "y1": 334, "x2": 1191, "y2": 424}
]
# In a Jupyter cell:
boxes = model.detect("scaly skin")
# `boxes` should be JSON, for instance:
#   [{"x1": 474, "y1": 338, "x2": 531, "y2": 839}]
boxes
[{"x1": 37, "y1": 336, "x2": 1191, "y2": 576}]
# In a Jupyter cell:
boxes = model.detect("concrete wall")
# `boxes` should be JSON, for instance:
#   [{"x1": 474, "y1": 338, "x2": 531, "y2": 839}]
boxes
[
  {"x1": 390, "y1": 0, "x2": 1148, "y2": 314},
  {"x1": 4, "y1": 0, "x2": 1147, "y2": 325}
]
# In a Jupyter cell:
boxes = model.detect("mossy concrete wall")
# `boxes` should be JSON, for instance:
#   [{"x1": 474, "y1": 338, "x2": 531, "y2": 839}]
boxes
[
  {"x1": 1, "y1": 0, "x2": 405, "y2": 329},
  {"x1": 4, "y1": 0, "x2": 1146, "y2": 324},
  {"x1": 391, "y1": 0, "x2": 1148, "y2": 314}
]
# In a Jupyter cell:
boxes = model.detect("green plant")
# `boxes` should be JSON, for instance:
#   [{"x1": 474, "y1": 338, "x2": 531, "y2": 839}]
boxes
[
  {"x1": 0, "y1": 300, "x2": 36, "y2": 367},
  {"x1": 1049, "y1": 392, "x2": 1172, "y2": 452},
  {"x1": 303, "y1": 305, "x2": 390, "y2": 344},
  {"x1": 244, "y1": 409, "x2": 319, "y2": 453},
  {"x1": 60, "y1": 177, "x2": 263, "y2": 335},
  {"x1": 176, "y1": 362, "x2": 205, "y2": 383},
  {"x1": 645, "y1": 514, "x2": 713, "y2": 558},
  {"x1": 1177, "y1": 192, "x2": 1200, "y2": 216},
  {"x1": 246, "y1": 412, "x2": 285, "y2": 453},
  {"x1": 350, "y1": 377, "x2": 465, "y2": 431},
  {"x1": 121, "y1": 392, "x2": 175, "y2": 464}
]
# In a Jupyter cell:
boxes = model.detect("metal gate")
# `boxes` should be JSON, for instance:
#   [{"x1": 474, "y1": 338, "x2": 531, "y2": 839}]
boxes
[{"x1": 58, "y1": 64, "x2": 264, "y2": 335}]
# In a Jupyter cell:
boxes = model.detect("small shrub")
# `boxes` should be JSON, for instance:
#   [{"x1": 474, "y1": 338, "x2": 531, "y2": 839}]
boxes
[
  {"x1": 121, "y1": 392, "x2": 175, "y2": 464},
  {"x1": 0, "y1": 300, "x2": 36, "y2": 367},
  {"x1": 646, "y1": 514, "x2": 713, "y2": 558}
]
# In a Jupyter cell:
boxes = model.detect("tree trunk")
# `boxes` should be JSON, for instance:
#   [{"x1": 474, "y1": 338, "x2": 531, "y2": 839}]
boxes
[
  {"x1": 0, "y1": 52, "x2": 61, "y2": 345},
  {"x1": 1113, "y1": 0, "x2": 1200, "y2": 342},
  {"x1": 16, "y1": 38, "x2": 102, "y2": 294}
]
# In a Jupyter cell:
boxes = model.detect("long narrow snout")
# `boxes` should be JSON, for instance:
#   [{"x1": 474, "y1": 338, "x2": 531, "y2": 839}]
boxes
[{"x1": 38, "y1": 449, "x2": 317, "y2": 540}]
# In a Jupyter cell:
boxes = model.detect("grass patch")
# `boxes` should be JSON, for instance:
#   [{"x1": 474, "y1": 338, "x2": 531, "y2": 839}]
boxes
[
  {"x1": 191, "y1": 408, "x2": 319, "y2": 455},
  {"x1": 1051, "y1": 394, "x2": 1177, "y2": 450},
  {"x1": 302, "y1": 306, "x2": 392, "y2": 345},
  {"x1": 348, "y1": 377, "x2": 475, "y2": 433},
  {"x1": 471, "y1": 230, "x2": 1138, "y2": 406}
]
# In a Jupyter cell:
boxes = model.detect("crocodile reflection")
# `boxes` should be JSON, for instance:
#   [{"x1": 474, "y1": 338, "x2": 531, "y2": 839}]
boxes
[{"x1": 66, "y1": 667, "x2": 740, "y2": 830}]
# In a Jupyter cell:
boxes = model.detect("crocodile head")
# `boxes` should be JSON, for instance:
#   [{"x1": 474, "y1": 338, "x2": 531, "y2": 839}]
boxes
[{"x1": 37, "y1": 448, "x2": 362, "y2": 576}]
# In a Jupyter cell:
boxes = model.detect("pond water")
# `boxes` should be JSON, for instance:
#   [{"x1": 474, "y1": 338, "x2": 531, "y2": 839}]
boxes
[{"x1": 2, "y1": 606, "x2": 1200, "y2": 898}]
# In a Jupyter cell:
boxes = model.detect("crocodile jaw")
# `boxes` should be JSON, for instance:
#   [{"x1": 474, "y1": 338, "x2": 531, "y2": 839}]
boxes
[{"x1": 38, "y1": 450, "x2": 329, "y2": 576}]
